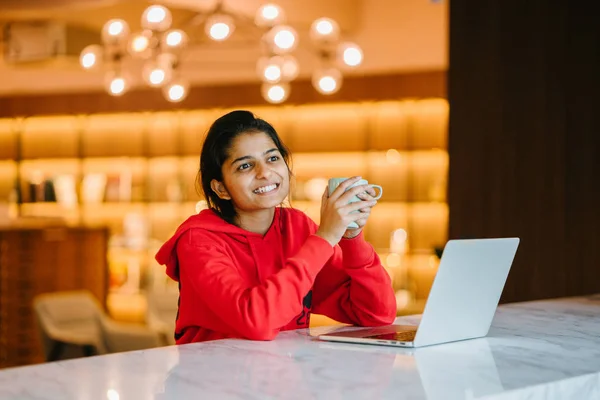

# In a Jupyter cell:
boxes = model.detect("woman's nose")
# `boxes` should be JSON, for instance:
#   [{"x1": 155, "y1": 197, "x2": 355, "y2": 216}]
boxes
[{"x1": 255, "y1": 162, "x2": 272, "y2": 178}]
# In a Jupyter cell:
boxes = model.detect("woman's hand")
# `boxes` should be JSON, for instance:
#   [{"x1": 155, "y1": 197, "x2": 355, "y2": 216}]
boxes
[
  {"x1": 342, "y1": 185, "x2": 378, "y2": 239},
  {"x1": 315, "y1": 176, "x2": 378, "y2": 247}
]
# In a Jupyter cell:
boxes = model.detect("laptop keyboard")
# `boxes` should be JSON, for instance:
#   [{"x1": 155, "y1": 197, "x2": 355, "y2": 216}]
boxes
[{"x1": 368, "y1": 330, "x2": 416, "y2": 342}]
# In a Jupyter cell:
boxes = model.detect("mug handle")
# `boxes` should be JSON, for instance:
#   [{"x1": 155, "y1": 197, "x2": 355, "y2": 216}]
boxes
[{"x1": 369, "y1": 185, "x2": 383, "y2": 200}]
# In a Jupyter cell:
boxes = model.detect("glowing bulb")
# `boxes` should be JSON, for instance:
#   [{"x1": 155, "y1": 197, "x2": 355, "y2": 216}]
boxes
[
  {"x1": 255, "y1": 4, "x2": 285, "y2": 27},
  {"x1": 265, "y1": 25, "x2": 297, "y2": 54},
  {"x1": 163, "y1": 79, "x2": 190, "y2": 102},
  {"x1": 167, "y1": 31, "x2": 182, "y2": 46},
  {"x1": 319, "y1": 77, "x2": 336, "y2": 92},
  {"x1": 79, "y1": 45, "x2": 102, "y2": 69},
  {"x1": 142, "y1": 5, "x2": 172, "y2": 31},
  {"x1": 274, "y1": 28, "x2": 296, "y2": 50},
  {"x1": 110, "y1": 79, "x2": 125, "y2": 95},
  {"x1": 131, "y1": 35, "x2": 149, "y2": 52},
  {"x1": 267, "y1": 85, "x2": 285, "y2": 103},
  {"x1": 150, "y1": 69, "x2": 166, "y2": 85},
  {"x1": 108, "y1": 21, "x2": 124, "y2": 36},
  {"x1": 316, "y1": 20, "x2": 333, "y2": 35},
  {"x1": 127, "y1": 31, "x2": 154, "y2": 58},
  {"x1": 169, "y1": 85, "x2": 185, "y2": 100},
  {"x1": 210, "y1": 23, "x2": 229, "y2": 40},
  {"x1": 104, "y1": 73, "x2": 129, "y2": 96},
  {"x1": 338, "y1": 42, "x2": 363, "y2": 67},
  {"x1": 167, "y1": 30, "x2": 187, "y2": 47},
  {"x1": 312, "y1": 68, "x2": 342, "y2": 95},
  {"x1": 310, "y1": 17, "x2": 340, "y2": 43},
  {"x1": 143, "y1": 61, "x2": 172, "y2": 87},
  {"x1": 161, "y1": 30, "x2": 188, "y2": 53},
  {"x1": 81, "y1": 53, "x2": 96, "y2": 68},
  {"x1": 205, "y1": 14, "x2": 235, "y2": 41},
  {"x1": 261, "y1": 82, "x2": 290, "y2": 104},
  {"x1": 264, "y1": 64, "x2": 282, "y2": 82},
  {"x1": 102, "y1": 19, "x2": 129, "y2": 43}
]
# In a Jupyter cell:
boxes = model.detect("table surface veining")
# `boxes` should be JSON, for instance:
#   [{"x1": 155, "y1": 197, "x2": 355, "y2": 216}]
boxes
[{"x1": 1, "y1": 295, "x2": 600, "y2": 400}]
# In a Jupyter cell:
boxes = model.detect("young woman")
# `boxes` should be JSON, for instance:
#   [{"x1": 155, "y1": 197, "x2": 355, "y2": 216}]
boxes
[{"x1": 155, "y1": 110, "x2": 396, "y2": 343}]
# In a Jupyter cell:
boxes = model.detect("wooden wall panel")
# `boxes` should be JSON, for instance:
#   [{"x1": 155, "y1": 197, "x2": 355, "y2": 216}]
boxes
[
  {"x1": 0, "y1": 226, "x2": 109, "y2": 368},
  {"x1": 448, "y1": 0, "x2": 600, "y2": 303}
]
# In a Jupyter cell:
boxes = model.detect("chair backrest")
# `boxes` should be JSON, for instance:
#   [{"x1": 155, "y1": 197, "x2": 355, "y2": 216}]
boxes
[
  {"x1": 33, "y1": 290, "x2": 107, "y2": 356},
  {"x1": 35, "y1": 290, "x2": 101, "y2": 323}
]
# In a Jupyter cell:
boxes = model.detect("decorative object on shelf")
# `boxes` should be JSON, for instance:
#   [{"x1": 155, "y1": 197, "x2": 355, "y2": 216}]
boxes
[{"x1": 79, "y1": 1, "x2": 363, "y2": 103}]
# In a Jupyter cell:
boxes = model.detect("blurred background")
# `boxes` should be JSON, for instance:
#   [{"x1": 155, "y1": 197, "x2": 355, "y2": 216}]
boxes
[{"x1": 0, "y1": 0, "x2": 598, "y2": 369}]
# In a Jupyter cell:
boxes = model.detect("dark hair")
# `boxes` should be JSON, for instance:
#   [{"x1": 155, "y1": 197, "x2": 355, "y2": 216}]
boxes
[{"x1": 198, "y1": 110, "x2": 292, "y2": 224}]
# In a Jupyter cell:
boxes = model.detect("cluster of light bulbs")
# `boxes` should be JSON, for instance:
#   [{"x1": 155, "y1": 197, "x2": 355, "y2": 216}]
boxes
[
  {"x1": 80, "y1": 5, "x2": 190, "y2": 102},
  {"x1": 79, "y1": 3, "x2": 363, "y2": 104},
  {"x1": 254, "y1": 4, "x2": 363, "y2": 103}
]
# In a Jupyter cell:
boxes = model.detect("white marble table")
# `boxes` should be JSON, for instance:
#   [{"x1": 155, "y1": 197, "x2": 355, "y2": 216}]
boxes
[{"x1": 1, "y1": 295, "x2": 600, "y2": 400}]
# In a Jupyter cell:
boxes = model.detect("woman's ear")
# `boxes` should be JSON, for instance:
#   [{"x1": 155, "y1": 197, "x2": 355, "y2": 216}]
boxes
[{"x1": 210, "y1": 179, "x2": 231, "y2": 200}]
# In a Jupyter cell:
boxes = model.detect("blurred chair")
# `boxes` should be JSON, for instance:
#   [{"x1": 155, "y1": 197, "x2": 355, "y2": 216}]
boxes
[
  {"x1": 145, "y1": 290, "x2": 179, "y2": 346},
  {"x1": 33, "y1": 290, "x2": 161, "y2": 362}
]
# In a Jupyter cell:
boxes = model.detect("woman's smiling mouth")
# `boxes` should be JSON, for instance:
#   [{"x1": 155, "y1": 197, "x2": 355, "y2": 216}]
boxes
[{"x1": 253, "y1": 183, "x2": 279, "y2": 194}]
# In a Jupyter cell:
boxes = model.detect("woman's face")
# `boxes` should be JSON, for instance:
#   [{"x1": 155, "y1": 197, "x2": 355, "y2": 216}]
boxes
[{"x1": 212, "y1": 131, "x2": 290, "y2": 214}]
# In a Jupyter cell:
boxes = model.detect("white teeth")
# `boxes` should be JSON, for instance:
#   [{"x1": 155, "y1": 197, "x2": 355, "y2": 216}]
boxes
[{"x1": 254, "y1": 184, "x2": 277, "y2": 194}]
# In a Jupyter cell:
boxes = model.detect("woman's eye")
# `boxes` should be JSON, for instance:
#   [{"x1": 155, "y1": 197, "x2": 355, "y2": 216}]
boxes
[
  {"x1": 238, "y1": 163, "x2": 251, "y2": 170},
  {"x1": 268, "y1": 155, "x2": 279, "y2": 162}
]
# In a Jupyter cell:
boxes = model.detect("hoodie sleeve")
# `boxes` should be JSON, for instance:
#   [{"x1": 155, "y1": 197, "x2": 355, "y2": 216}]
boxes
[
  {"x1": 177, "y1": 230, "x2": 334, "y2": 341},
  {"x1": 311, "y1": 231, "x2": 397, "y2": 326}
]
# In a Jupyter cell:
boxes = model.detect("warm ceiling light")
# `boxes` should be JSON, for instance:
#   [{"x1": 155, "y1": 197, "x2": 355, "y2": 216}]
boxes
[
  {"x1": 150, "y1": 70, "x2": 165, "y2": 85},
  {"x1": 255, "y1": 4, "x2": 285, "y2": 27},
  {"x1": 82, "y1": 4, "x2": 365, "y2": 104},
  {"x1": 264, "y1": 64, "x2": 282, "y2": 82},
  {"x1": 312, "y1": 68, "x2": 342, "y2": 95},
  {"x1": 163, "y1": 29, "x2": 187, "y2": 49},
  {"x1": 142, "y1": 61, "x2": 172, "y2": 87},
  {"x1": 104, "y1": 73, "x2": 129, "y2": 96},
  {"x1": 131, "y1": 35, "x2": 149, "y2": 52},
  {"x1": 310, "y1": 17, "x2": 340, "y2": 43},
  {"x1": 110, "y1": 79, "x2": 126, "y2": 95},
  {"x1": 205, "y1": 14, "x2": 235, "y2": 41},
  {"x1": 338, "y1": 42, "x2": 363, "y2": 67},
  {"x1": 261, "y1": 82, "x2": 290, "y2": 104},
  {"x1": 267, "y1": 25, "x2": 297, "y2": 54},
  {"x1": 210, "y1": 23, "x2": 230, "y2": 40},
  {"x1": 142, "y1": 5, "x2": 172, "y2": 31},
  {"x1": 79, "y1": 45, "x2": 103, "y2": 69},
  {"x1": 127, "y1": 31, "x2": 153, "y2": 58},
  {"x1": 164, "y1": 79, "x2": 190, "y2": 102},
  {"x1": 101, "y1": 19, "x2": 129, "y2": 43},
  {"x1": 257, "y1": 56, "x2": 284, "y2": 83}
]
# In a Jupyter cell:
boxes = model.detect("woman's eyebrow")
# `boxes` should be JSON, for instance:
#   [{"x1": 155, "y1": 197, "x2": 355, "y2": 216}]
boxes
[{"x1": 231, "y1": 148, "x2": 278, "y2": 165}]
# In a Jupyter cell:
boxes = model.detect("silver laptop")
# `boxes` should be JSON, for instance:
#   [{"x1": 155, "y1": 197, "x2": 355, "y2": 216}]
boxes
[{"x1": 319, "y1": 238, "x2": 520, "y2": 348}]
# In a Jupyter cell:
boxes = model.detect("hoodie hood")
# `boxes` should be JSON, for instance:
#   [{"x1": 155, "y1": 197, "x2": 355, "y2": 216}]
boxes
[{"x1": 155, "y1": 208, "x2": 281, "y2": 281}]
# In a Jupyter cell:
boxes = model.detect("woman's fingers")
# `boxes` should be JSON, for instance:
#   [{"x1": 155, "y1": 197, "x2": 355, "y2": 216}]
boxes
[
  {"x1": 340, "y1": 200, "x2": 377, "y2": 216},
  {"x1": 337, "y1": 184, "x2": 372, "y2": 205},
  {"x1": 330, "y1": 177, "x2": 363, "y2": 201},
  {"x1": 359, "y1": 186, "x2": 377, "y2": 198}
]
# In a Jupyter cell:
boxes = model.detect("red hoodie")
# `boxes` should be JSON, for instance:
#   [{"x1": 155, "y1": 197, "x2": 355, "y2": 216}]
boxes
[{"x1": 155, "y1": 206, "x2": 396, "y2": 343}]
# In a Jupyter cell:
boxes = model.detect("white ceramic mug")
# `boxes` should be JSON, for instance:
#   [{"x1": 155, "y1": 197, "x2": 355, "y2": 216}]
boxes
[{"x1": 328, "y1": 177, "x2": 383, "y2": 229}]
